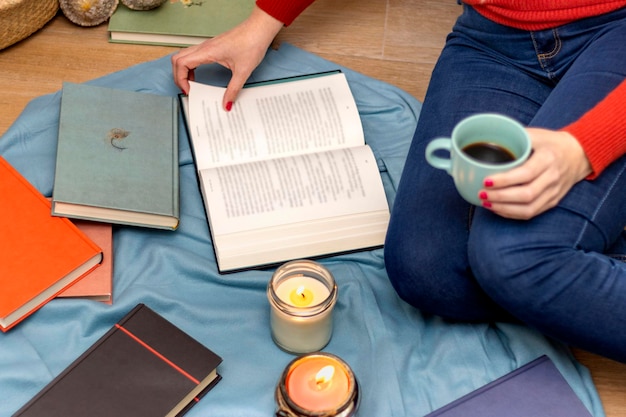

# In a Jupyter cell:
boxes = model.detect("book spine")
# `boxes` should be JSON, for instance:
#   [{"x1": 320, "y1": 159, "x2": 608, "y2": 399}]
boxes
[{"x1": 171, "y1": 98, "x2": 181, "y2": 227}]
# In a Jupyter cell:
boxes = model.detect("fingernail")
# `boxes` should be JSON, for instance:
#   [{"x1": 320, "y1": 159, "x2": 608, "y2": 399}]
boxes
[
  {"x1": 225, "y1": 101, "x2": 233, "y2": 112},
  {"x1": 484, "y1": 178, "x2": 494, "y2": 187},
  {"x1": 482, "y1": 201, "x2": 492, "y2": 209},
  {"x1": 479, "y1": 191, "x2": 488, "y2": 200}
]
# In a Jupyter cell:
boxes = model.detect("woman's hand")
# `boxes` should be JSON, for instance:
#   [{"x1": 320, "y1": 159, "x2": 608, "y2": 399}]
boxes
[
  {"x1": 478, "y1": 128, "x2": 592, "y2": 220},
  {"x1": 171, "y1": 6, "x2": 284, "y2": 110}
]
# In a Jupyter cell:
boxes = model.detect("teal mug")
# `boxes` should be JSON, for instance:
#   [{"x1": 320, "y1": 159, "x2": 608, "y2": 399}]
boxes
[{"x1": 425, "y1": 113, "x2": 531, "y2": 206}]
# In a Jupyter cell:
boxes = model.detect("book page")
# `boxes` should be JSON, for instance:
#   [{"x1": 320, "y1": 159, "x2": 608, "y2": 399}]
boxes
[
  {"x1": 188, "y1": 72, "x2": 364, "y2": 170},
  {"x1": 199, "y1": 145, "x2": 388, "y2": 236}
]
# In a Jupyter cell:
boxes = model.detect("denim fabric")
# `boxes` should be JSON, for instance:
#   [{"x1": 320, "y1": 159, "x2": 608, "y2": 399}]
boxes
[{"x1": 384, "y1": 5, "x2": 626, "y2": 362}]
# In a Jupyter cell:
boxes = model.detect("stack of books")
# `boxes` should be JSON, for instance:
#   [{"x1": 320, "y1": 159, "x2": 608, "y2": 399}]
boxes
[
  {"x1": 1, "y1": 82, "x2": 181, "y2": 331},
  {"x1": 0, "y1": 156, "x2": 104, "y2": 332}
]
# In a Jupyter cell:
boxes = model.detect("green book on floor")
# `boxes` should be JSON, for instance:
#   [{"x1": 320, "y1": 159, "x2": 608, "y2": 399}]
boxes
[
  {"x1": 52, "y1": 82, "x2": 180, "y2": 230},
  {"x1": 108, "y1": 0, "x2": 255, "y2": 47}
]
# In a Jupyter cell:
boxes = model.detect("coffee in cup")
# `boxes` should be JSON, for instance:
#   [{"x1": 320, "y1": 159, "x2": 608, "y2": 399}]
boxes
[{"x1": 425, "y1": 113, "x2": 531, "y2": 206}]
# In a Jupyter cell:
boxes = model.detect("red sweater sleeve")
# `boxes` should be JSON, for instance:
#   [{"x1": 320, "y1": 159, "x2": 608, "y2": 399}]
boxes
[
  {"x1": 563, "y1": 79, "x2": 626, "y2": 179},
  {"x1": 256, "y1": 0, "x2": 316, "y2": 26}
]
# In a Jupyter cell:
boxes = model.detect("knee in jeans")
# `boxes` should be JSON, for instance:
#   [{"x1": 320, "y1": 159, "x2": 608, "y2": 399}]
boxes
[
  {"x1": 385, "y1": 235, "x2": 492, "y2": 319},
  {"x1": 468, "y1": 230, "x2": 540, "y2": 308},
  {"x1": 385, "y1": 234, "x2": 452, "y2": 310}
]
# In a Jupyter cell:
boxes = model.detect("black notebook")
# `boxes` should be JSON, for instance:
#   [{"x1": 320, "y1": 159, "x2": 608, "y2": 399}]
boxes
[
  {"x1": 424, "y1": 355, "x2": 594, "y2": 417},
  {"x1": 13, "y1": 304, "x2": 222, "y2": 417}
]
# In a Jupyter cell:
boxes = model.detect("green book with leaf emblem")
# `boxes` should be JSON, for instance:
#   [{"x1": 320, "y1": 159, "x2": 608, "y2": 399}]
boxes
[{"x1": 52, "y1": 82, "x2": 180, "y2": 230}]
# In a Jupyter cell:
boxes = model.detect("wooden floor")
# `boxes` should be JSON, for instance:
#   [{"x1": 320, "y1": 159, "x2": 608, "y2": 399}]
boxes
[{"x1": 1, "y1": 1, "x2": 624, "y2": 415}]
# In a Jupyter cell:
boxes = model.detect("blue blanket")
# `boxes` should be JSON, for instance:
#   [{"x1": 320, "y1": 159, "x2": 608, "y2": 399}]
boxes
[{"x1": 0, "y1": 44, "x2": 605, "y2": 417}]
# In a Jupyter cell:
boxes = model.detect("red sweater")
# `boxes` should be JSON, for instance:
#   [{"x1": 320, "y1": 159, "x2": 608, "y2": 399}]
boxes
[
  {"x1": 465, "y1": 0, "x2": 626, "y2": 30},
  {"x1": 256, "y1": 0, "x2": 626, "y2": 177},
  {"x1": 256, "y1": 0, "x2": 315, "y2": 26}
]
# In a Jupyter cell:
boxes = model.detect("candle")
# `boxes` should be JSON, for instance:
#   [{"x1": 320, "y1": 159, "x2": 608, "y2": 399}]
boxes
[
  {"x1": 275, "y1": 353, "x2": 359, "y2": 417},
  {"x1": 286, "y1": 355, "x2": 350, "y2": 411},
  {"x1": 268, "y1": 260, "x2": 338, "y2": 354}
]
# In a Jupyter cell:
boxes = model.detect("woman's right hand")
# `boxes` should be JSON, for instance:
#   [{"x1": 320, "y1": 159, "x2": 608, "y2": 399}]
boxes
[
  {"x1": 171, "y1": 6, "x2": 284, "y2": 111},
  {"x1": 479, "y1": 128, "x2": 592, "y2": 220}
]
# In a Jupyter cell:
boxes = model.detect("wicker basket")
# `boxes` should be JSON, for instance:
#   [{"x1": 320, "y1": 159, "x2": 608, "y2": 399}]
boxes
[{"x1": 0, "y1": 0, "x2": 59, "y2": 50}]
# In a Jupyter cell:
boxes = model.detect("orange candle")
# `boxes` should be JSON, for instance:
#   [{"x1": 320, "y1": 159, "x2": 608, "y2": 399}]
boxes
[{"x1": 286, "y1": 355, "x2": 352, "y2": 411}]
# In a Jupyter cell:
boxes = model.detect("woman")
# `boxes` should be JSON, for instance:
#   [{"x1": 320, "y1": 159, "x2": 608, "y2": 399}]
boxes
[{"x1": 172, "y1": 1, "x2": 626, "y2": 362}]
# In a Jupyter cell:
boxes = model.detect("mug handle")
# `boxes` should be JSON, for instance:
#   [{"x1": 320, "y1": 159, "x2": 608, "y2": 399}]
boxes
[{"x1": 425, "y1": 138, "x2": 452, "y2": 174}]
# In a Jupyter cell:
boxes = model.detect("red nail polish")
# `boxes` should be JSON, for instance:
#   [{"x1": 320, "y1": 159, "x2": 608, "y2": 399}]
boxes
[
  {"x1": 482, "y1": 201, "x2": 492, "y2": 209},
  {"x1": 225, "y1": 101, "x2": 233, "y2": 112},
  {"x1": 484, "y1": 179, "x2": 494, "y2": 187},
  {"x1": 479, "y1": 191, "x2": 488, "y2": 200}
]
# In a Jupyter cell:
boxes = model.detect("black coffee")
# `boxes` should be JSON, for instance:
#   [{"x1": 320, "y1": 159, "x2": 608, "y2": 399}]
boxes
[{"x1": 462, "y1": 142, "x2": 516, "y2": 164}]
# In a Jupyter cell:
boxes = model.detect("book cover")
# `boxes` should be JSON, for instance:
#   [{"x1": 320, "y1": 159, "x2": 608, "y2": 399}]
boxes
[
  {"x1": 51, "y1": 82, "x2": 180, "y2": 230},
  {"x1": 424, "y1": 355, "x2": 594, "y2": 417},
  {"x1": 0, "y1": 156, "x2": 103, "y2": 332},
  {"x1": 13, "y1": 303, "x2": 223, "y2": 417},
  {"x1": 182, "y1": 72, "x2": 390, "y2": 272},
  {"x1": 108, "y1": 0, "x2": 255, "y2": 47},
  {"x1": 57, "y1": 220, "x2": 113, "y2": 304}
]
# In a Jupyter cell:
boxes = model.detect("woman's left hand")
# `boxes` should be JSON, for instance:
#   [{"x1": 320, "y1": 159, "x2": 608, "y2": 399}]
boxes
[{"x1": 478, "y1": 128, "x2": 592, "y2": 220}]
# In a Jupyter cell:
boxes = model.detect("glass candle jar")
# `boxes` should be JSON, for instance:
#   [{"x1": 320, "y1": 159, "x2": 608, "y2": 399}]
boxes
[
  {"x1": 275, "y1": 352, "x2": 359, "y2": 417},
  {"x1": 267, "y1": 260, "x2": 338, "y2": 354}
]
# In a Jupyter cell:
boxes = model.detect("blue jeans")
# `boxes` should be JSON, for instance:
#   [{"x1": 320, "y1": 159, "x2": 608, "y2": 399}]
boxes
[{"x1": 384, "y1": 5, "x2": 626, "y2": 362}]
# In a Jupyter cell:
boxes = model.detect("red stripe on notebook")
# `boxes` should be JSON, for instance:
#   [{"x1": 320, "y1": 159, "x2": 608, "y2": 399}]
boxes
[{"x1": 115, "y1": 323, "x2": 200, "y2": 385}]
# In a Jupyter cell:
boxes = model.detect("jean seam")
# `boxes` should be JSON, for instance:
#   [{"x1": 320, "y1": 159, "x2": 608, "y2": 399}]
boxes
[{"x1": 574, "y1": 163, "x2": 626, "y2": 248}]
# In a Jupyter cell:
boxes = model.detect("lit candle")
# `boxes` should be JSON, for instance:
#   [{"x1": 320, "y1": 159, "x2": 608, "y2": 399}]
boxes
[
  {"x1": 287, "y1": 356, "x2": 350, "y2": 410},
  {"x1": 268, "y1": 260, "x2": 338, "y2": 354},
  {"x1": 275, "y1": 353, "x2": 359, "y2": 417}
]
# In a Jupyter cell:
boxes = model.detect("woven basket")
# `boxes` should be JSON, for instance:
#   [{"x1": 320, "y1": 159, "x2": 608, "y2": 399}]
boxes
[{"x1": 0, "y1": 0, "x2": 59, "y2": 50}]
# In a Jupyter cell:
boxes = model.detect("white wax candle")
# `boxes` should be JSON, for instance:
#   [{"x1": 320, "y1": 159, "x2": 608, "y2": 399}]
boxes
[{"x1": 270, "y1": 275, "x2": 336, "y2": 354}]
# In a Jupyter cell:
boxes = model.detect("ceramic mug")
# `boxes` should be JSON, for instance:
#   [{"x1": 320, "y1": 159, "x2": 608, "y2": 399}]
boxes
[{"x1": 425, "y1": 113, "x2": 531, "y2": 206}]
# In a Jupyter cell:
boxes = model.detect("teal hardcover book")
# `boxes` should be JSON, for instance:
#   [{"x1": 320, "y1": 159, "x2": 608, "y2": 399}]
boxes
[
  {"x1": 108, "y1": 0, "x2": 255, "y2": 47},
  {"x1": 52, "y1": 83, "x2": 180, "y2": 230}
]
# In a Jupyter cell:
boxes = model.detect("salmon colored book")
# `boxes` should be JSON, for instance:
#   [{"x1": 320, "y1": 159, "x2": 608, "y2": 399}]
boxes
[
  {"x1": 0, "y1": 156, "x2": 103, "y2": 332},
  {"x1": 57, "y1": 220, "x2": 113, "y2": 304}
]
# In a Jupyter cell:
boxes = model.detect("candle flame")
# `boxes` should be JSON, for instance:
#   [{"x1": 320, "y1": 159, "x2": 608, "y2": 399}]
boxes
[
  {"x1": 296, "y1": 286, "x2": 306, "y2": 298},
  {"x1": 289, "y1": 285, "x2": 313, "y2": 306},
  {"x1": 315, "y1": 365, "x2": 335, "y2": 387}
]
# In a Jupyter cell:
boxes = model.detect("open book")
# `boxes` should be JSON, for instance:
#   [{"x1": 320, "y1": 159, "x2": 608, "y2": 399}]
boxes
[{"x1": 183, "y1": 71, "x2": 390, "y2": 272}]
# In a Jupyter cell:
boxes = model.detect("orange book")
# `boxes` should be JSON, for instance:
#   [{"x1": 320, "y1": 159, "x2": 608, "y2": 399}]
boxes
[
  {"x1": 0, "y1": 156, "x2": 103, "y2": 332},
  {"x1": 57, "y1": 220, "x2": 113, "y2": 304}
]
